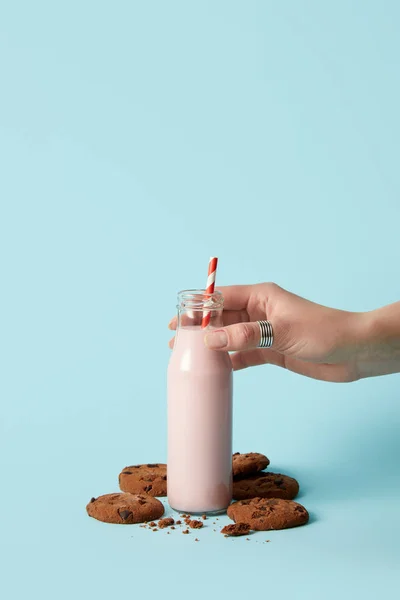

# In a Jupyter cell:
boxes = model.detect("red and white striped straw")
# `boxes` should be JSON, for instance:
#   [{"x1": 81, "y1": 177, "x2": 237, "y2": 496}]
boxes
[{"x1": 201, "y1": 256, "x2": 218, "y2": 328}]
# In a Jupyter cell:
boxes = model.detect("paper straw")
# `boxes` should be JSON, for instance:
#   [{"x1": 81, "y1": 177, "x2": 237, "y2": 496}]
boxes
[{"x1": 201, "y1": 257, "x2": 218, "y2": 328}]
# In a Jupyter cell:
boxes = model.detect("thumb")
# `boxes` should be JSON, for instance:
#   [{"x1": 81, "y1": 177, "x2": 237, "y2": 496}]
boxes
[{"x1": 204, "y1": 322, "x2": 261, "y2": 351}]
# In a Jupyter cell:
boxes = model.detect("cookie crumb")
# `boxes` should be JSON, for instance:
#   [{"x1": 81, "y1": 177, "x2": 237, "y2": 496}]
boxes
[
  {"x1": 189, "y1": 520, "x2": 203, "y2": 529},
  {"x1": 149, "y1": 522, "x2": 156, "y2": 527},
  {"x1": 195, "y1": 538, "x2": 199, "y2": 542},
  {"x1": 201, "y1": 515, "x2": 207, "y2": 520},
  {"x1": 170, "y1": 526, "x2": 176, "y2": 530},
  {"x1": 158, "y1": 517, "x2": 174, "y2": 529},
  {"x1": 176, "y1": 520, "x2": 182, "y2": 525},
  {"x1": 182, "y1": 529, "x2": 189, "y2": 535},
  {"x1": 221, "y1": 523, "x2": 251, "y2": 537}
]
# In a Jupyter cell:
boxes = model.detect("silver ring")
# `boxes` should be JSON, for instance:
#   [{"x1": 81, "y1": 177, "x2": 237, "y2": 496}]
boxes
[{"x1": 257, "y1": 320, "x2": 274, "y2": 348}]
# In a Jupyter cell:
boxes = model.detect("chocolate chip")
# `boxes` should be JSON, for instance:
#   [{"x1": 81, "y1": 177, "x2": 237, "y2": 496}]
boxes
[
  {"x1": 251, "y1": 510, "x2": 267, "y2": 518},
  {"x1": 147, "y1": 464, "x2": 159, "y2": 468},
  {"x1": 274, "y1": 479, "x2": 284, "y2": 486},
  {"x1": 119, "y1": 510, "x2": 133, "y2": 521},
  {"x1": 126, "y1": 465, "x2": 140, "y2": 469},
  {"x1": 295, "y1": 506, "x2": 305, "y2": 512},
  {"x1": 162, "y1": 475, "x2": 167, "y2": 480},
  {"x1": 123, "y1": 471, "x2": 132, "y2": 475},
  {"x1": 144, "y1": 485, "x2": 153, "y2": 492},
  {"x1": 90, "y1": 497, "x2": 96, "y2": 503}
]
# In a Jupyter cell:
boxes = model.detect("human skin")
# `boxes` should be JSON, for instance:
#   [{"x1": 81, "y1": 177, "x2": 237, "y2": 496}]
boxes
[{"x1": 168, "y1": 283, "x2": 400, "y2": 383}]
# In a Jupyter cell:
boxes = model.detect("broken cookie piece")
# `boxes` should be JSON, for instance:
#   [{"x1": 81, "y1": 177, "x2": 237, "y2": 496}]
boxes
[{"x1": 221, "y1": 523, "x2": 251, "y2": 537}]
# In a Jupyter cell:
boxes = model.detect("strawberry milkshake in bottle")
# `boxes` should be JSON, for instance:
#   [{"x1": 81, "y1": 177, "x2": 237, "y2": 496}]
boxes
[{"x1": 167, "y1": 281, "x2": 233, "y2": 514}]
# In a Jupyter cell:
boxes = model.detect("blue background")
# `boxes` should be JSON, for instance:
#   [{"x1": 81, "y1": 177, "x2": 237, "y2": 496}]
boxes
[{"x1": 1, "y1": 1, "x2": 399, "y2": 598}]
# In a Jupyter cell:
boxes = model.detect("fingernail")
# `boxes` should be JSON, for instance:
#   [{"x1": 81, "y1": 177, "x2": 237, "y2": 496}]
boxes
[
  {"x1": 168, "y1": 319, "x2": 174, "y2": 329},
  {"x1": 204, "y1": 330, "x2": 227, "y2": 349}
]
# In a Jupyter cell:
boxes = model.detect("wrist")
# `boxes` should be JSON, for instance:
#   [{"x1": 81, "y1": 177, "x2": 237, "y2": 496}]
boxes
[{"x1": 354, "y1": 304, "x2": 400, "y2": 379}]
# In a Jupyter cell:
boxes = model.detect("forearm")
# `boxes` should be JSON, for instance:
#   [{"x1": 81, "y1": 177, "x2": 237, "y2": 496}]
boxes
[{"x1": 356, "y1": 302, "x2": 400, "y2": 378}]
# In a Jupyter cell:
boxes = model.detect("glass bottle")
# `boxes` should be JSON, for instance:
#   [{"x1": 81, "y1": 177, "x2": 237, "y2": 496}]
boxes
[{"x1": 167, "y1": 289, "x2": 233, "y2": 514}]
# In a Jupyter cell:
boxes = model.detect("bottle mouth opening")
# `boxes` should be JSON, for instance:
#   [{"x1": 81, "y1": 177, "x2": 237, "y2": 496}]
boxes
[{"x1": 177, "y1": 289, "x2": 224, "y2": 311}]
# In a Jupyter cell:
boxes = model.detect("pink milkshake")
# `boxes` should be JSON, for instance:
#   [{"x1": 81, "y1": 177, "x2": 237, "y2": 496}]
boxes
[{"x1": 167, "y1": 290, "x2": 233, "y2": 514}]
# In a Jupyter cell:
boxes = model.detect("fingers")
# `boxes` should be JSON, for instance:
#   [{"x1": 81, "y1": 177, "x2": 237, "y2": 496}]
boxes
[
  {"x1": 168, "y1": 313, "x2": 197, "y2": 329},
  {"x1": 169, "y1": 285, "x2": 255, "y2": 324},
  {"x1": 217, "y1": 282, "x2": 282, "y2": 311},
  {"x1": 204, "y1": 322, "x2": 261, "y2": 351},
  {"x1": 216, "y1": 285, "x2": 253, "y2": 310},
  {"x1": 230, "y1": 348, "x2": 285, "y2": 370},
  {"x1": 223, "y1": 309, "x2": 249, "y2": 326},
  {"x1": 169, "y1": 282, "x2": 280, "y2": 329},
  {"x1": 168, "y1": 316, "x2": 177, "y2": 330}
]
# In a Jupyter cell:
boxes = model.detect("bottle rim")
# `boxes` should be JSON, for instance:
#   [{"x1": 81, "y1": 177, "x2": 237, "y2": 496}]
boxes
[{"x1": 177, "y1": 289, "x2": 224, "y2": 311}]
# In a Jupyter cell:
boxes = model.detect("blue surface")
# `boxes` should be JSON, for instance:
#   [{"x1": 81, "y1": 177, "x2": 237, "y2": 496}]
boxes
[{"x1": 1, "y1": 1, "x2": 400, "y2": 598}]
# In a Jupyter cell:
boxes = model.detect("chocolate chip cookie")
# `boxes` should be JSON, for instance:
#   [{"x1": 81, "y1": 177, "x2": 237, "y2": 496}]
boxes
[
  {"x1": 86, "y1": 493, "x2": 164, "y2": 524},
  {"x1": 119, "y1": 463, "x2": 167, "y2": 497},
  {"x1": 232, "y1": 452, "x2": 270, "y2": 477},
  {"x1": 227, "y1": 498, "x2": 309, "y2": 530},
  {"x1": 233, "y1": 471, "x2": 299, "y2": 500}
]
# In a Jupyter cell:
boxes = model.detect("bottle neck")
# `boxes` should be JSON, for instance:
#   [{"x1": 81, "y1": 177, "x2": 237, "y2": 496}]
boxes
[
  {"x1": 176, "y1": 289, "x2": 224, "y2": 330},
  {"x1": 177, "y1": 309, "x2": 224, "y2": 330}
]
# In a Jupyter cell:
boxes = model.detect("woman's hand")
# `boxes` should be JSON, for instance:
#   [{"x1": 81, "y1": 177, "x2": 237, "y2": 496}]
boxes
[{"x1": 169, "y1": 283, "x2": 372, "y2": 382}]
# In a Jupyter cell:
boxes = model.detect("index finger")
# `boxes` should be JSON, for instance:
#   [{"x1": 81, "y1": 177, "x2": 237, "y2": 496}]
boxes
[{"x1": 216, "y1": 285, "x2": 252, "y2": 311}]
